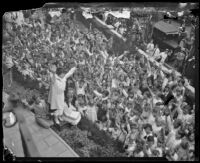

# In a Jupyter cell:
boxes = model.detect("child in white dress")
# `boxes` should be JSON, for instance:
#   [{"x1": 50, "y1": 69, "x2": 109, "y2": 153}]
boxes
[
  {"x1": 76, "y1": 79, "x2": 87, "y2": 95},
  {"x1": 85, "y1": 95, "x2": 97, "y2": 123}
]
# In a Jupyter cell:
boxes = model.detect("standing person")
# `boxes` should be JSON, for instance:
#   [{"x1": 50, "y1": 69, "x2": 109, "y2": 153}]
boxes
[
  {"x1": 152, "y1": 44, "x2": 160, "y2": 58},
  {"x1": 75, "y1": 79, "x2": 87, "y2": 95},
  {"x1": 160, "y1": 49, "x2": 169, "y2": 64},
  {"x1": 75, "y1": 94, "x2": 87, "y2": 116},
  {"x1": 85, "y1": 95, "x2": 98, "y2": 123},
  {"x1": 146, "y1": 40, "x2": 154, "y2": 56},
  {"x1": 174, "y1": 49, "x2": 186, "y2": 72},
  {"x1": 48, "y1": 64, "x2": 77, "y2": 124}
]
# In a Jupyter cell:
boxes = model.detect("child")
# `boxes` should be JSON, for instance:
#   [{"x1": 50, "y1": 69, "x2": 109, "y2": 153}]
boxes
[
  {"x1": 75, "y1": 79, "x2": 87, "y2": 95},
  {"x1": 177, "y1": 78, "x2": 186, "y2": 97},
  {"x1": 61, "y1": 92, "x2": 81, "y2": 126},
  {"x1": 144, "y1": 136, "x2": 156, "y2": 157},
  {"x1": 141, "y1": 123, "x2": 154, "y2": 142},
  {"x1": 124, "y1": 123, "x2": 139, "y2": 156},
  {"x1": 110, "y1": 124, "x2": 121, "y2": 141},
  {"x1": 85, "y1": 95, "x2": 98, "y2": 123},
  {"x1": 75, "y1": 94, "x2": 87, "y2": 116}
]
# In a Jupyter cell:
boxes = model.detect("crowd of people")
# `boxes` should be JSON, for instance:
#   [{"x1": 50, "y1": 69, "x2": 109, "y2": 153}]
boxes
[
  {"x1": 103, "y1": 12, "x2": 153, "y2": 45},
  {"x1": 96, "y1": 9, "x2": 196, "y2": 81},
  {"x1": 3, "y1": 8, "x2": 195, "y2": 160}
]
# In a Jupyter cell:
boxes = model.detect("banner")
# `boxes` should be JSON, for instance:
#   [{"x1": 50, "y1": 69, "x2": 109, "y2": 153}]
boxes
[{"x1": 105, "y1": 10, "x2": 130, "y2": 19}]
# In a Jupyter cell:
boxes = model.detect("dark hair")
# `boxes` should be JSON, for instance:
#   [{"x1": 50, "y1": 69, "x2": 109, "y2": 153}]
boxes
[
  {"x1": 178, "y1": 78, "x2": 185, "y2": 85},
  {"x1": 56, "y1": 67, "x2": 63, "y2": 76},
  {"x1": 103, "y1": 90, "x2": 109, "y2": 97},
  {"x1": 61, "y1": 8, "x2": 67, "y2": 13},
  {"x1": 144, "y1": 123, "x2": 152, "y2": 131},
  {"x1": 147, "y1": 136, "x2": 154, "y2": 142},
  {"x1": 178, "y1": 129, "x2": 185, "y2": 138},
  {"x1": 181, "y1": 141, "x2": 188, "y2": 149},
  {"x1": 173, "y1": 119, "x2": 182, "y2": 129},
  {"x1": 164, "y1": 126, "x2": 169, "y2": 136}
]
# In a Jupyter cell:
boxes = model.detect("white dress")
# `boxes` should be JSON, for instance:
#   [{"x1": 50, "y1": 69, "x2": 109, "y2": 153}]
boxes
[
  {"x1": 48, "y1": 67, "x2": 76, "y2": 116},
  {"x1": 62, "y1": 102, "x2": 81, "y2": 125},
  {"x1": 85, "y1": 105, "x2": 97, "y2": 123},
  {"x1": 76, "y1": 82, "x2": 87, "y2": 95}
]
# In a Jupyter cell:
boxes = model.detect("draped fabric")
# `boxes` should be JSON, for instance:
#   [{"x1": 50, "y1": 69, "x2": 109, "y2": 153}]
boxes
[{"x1": 48, "y1": 74, "x2": 66, "y2": 115}]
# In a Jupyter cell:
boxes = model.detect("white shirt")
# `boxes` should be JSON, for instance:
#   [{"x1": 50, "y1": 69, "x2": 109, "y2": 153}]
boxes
[
  {"x1": 153, "y1": 97, "x2": 162, "y2": 106},
  {"x1": 156, "y1": 147, "x2": 163, "y2": 157},
  {"x1": 162, "y1": 78, "x2": 168, "y2": 90},
  {"x1": 76, "y1": 82, "x2": 87, "y2": 95},
  {"x1": 146, "y1": 43, "x2": 154, "y2": 54},
  {"x1": 182, "y1": 114, "x2": 193, "y2": 124},
  {"x1": 147, "y1": 113, "x2": 155, "y2": 124},
  {"x1": 114, "y1": 21, "x2": 121, "y2": 29},
  {"x1": 15, "y1": 11, "x2": 25, "y2": 26},
  {"x1": 160, "y1": 52, "x2": 168, "y2": 63},
  {"x1": 152, "y1": 123, "x2": 162, "y2": 135},
  {"x1": 135, "y1": 151, "x2": 144, "y2": 157},
  {"x1": 111, "y1": 78, "x2": 118, "y2": 88},
  {"x1": 153, "y1": 48, "x2": 160, "y2": 59},
  {"x1": 166, "y1": 121, "x2": 182, "y2": 150}
]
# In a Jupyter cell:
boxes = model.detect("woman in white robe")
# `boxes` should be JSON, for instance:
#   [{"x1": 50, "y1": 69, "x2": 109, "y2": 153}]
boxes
[{"x1": 48, "y1": 65, "x2": 77, "y2": 124}]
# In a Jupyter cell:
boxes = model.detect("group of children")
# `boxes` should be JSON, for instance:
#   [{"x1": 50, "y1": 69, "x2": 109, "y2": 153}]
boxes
[{"x1": 3, "y1": 9, "x2": 195, "y2": 160}]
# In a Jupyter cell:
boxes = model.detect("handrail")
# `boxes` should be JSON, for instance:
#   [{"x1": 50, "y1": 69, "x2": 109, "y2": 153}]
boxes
[{"x1": 93, "y1": 16, "x2": 127, "y2": 41}]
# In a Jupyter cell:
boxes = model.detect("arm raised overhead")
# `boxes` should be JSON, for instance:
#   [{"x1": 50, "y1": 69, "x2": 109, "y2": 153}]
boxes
[{"x1": 63, "y1": 67, "x2": 77, "y2": 81}]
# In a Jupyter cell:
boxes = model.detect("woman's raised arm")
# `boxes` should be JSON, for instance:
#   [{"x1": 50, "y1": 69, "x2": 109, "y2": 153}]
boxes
[{"x1": 63, "y1": 67, "x2": 77, "y2": 81}]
